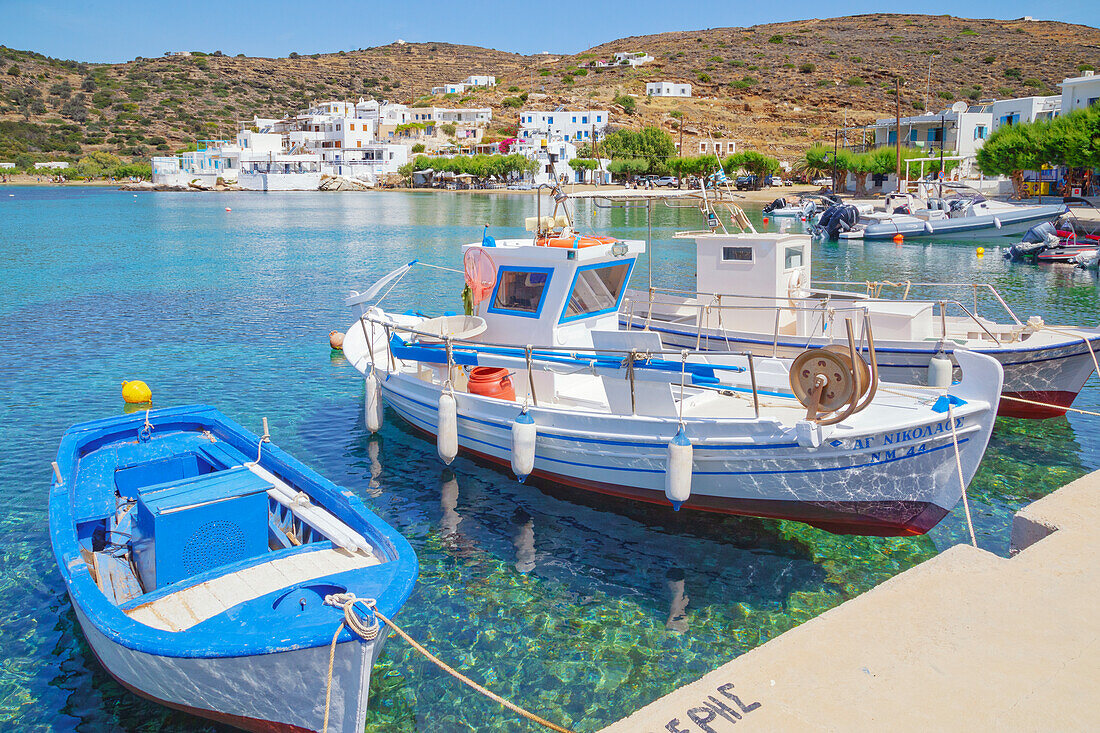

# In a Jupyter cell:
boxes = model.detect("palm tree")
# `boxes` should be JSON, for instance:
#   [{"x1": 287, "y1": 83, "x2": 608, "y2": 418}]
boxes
[{"x1": 794, "y1": 145, "x2": 831, "y2": 182}]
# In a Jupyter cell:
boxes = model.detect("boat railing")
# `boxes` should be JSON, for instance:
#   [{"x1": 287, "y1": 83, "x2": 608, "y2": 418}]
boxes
[
  {"x1": 621, "y1": 286, "x2": 1011, "y2": 348},
  {"x1": 814, "y1": 279, "x2": 1022, "y2": 326},
  {"x1": 358, "y1": 311, "x2": 885, "y2": 421}
]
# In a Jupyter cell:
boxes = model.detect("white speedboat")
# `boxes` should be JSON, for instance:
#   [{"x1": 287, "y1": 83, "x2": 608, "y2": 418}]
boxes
[
  {"x1": 341, "y1": 211, "x2": 1002, "y2": 536},
  {"x1": 818, "y1": 186, "x2": 1066, "y2": 241},
  {"x1": 621, "y1": 229, "x2": 1100, "y2": 419}
]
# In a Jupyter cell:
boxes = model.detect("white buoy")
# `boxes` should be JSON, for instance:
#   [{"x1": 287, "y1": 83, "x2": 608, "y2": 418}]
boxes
[
  {"x1": 665, "y1": 427, "x2": 693, "y2": 510},
  {"x1": 437, "y1": 391, "x2": 458, "y2": 465},
  {"x1": 994, "y1": 216, "x2": 1002, "y2": 230},
  {"x1": 511, "y1": 411, "x2": 536, "y2": 481},
  {"x1": 928, "y1": 353, "x2": 953, "y2": 388},
  {"x1": 364, "y1": 372, "x2": 383, "y2": 433}
]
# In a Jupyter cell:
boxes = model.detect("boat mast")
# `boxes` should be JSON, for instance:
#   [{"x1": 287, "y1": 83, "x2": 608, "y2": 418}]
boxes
[{"x1": 895, "y1": 78, "x2": 902, "y2": 193}]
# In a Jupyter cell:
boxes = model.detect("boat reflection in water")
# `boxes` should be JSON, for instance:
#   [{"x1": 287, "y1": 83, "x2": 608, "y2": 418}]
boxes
[
  {"x1": 665, "y1": 568, "x2": 690, "y2": 633},
  {"x1": 511, "y1": 509, "x2": 536, "y2": 574}
]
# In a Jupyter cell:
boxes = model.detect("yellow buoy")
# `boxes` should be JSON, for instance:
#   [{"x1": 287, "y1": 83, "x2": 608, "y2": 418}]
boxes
[
  {"x1": 122, "y1": 380, "x2": 152, "y2": 404},
  {"x1": 976, "y1": 247, "x2": 985, "y2": 256}
]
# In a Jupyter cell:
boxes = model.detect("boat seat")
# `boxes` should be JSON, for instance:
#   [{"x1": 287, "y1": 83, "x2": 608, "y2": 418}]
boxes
[{"x1": 123, "y1": 546, "x2": 381, "y2": 632}]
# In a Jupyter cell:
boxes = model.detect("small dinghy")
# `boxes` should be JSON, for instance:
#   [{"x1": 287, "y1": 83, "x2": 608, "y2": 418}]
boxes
[{"x1": 49, "y1": 405, "x2": 417, "y2": 732}]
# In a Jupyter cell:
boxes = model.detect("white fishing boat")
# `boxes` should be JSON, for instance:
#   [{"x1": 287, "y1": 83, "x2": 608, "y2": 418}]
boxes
[{"x1": 341, "y1": 208, "x2": 1003, "y2": 536}]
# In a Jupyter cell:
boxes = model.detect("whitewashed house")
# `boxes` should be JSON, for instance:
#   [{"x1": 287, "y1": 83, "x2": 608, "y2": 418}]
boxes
[
  {"x1": 596, "y1": 51, "x2": 652, "y2": 68},
  {"x1": 462, "y1": 75, "x2": 496, "y2": 87},
  {"x1": 518, "y1": 109, "x2": 610, "y2": 145},
  {"x1": 647, "y1": 82, "x2": 692, "y2": 97},
  {"x1": 1059, "y1": 71, "x2": 1100, "y2": 114},
  {"x1": 991, "y1": 95, "x2": 1061, "y2": 131},
  {"x1": 34, "y1": 161, "x2": 70, "y2": 169},
  {"x1": 868, "y1": 106, "x2": 993, "y2": 171}
]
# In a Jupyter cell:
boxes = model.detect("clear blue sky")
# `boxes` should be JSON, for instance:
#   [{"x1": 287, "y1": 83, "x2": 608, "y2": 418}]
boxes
[{"x1": 1, "y1": 1, "x2": 1093, "y2": 62}]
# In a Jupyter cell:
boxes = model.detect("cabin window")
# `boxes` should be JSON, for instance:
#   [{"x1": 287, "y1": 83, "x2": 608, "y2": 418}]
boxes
[
  {"x1": 489, "y1": 267, "x2": 552, "y2": 317},
  {"x1": 784, "y1": 246, "x2": 804, "y2": 269},
  {"x1": 722, "y1": 246, "x2": 753, "y2": 262},
  {"x1": 562, "y1": 261, "x2": 633, "y2": 321}
]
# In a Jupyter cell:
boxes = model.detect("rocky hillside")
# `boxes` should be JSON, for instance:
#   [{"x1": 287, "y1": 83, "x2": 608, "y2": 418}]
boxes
[{"x1": 1, "y1": 14, "x2": 1098, "y2": 164}]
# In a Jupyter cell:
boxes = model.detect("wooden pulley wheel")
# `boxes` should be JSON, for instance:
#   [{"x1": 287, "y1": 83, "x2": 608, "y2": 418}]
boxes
[
  {"x1": 789, "y1": 349, "x2": 856, "y2": 415},
  {"x1": 823, "y1": 344, "x2": 871, "y2": 402}
]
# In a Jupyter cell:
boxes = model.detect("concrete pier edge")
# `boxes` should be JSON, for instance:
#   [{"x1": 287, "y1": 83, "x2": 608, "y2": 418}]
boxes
[{"x1": 599, "y1": 473, "x2": 1100, "y2": 732}]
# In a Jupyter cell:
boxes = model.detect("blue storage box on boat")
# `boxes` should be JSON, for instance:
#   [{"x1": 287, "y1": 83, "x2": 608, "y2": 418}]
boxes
[{"x1": 130, "y1": 466, "x2": 272, "y2": 591}]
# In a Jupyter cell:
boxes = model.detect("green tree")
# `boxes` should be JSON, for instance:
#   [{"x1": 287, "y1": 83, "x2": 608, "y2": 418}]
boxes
[
  {"x1": 601, "y1": 127, "x2": 675, "y2": 165},
  {"x1": 794, "y1": 145, "x2": 832, "y2": 181},
  {"x1": 724, "y1": 151, "x2": 779, "y2": 188},
  {"x1": 568, "y1": 157, "x2": 598, "y2": 183},
  {"x1": 613, "y1": 93, "x2": 636, "y2": 115},
  {"x1": 975, "y1": 122, "x2": 1048, "y2": 198}
]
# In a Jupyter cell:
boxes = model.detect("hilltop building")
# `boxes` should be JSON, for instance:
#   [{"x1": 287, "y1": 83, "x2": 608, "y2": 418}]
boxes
[
  {"x1": 646, "y1": 82, "x2": 692, "y2": 98},
  {"x1": 595, "y1": 52, "x2": 652, "y2": 68}
]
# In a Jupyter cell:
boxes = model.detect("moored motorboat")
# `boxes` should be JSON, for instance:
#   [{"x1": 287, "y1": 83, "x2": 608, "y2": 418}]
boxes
[
  {"x1": 341, "y1": 209, "x2": 1004, "y2": 536},
  {"x1": 820, "y1": 185, "x2": 1066, "y2": 241},
  {"x1": 50, "y1": 405, "x2": 417, "y2": 733}
]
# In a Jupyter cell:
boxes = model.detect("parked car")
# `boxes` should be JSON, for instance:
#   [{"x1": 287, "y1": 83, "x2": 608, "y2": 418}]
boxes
[
  {"x1": 764, "y1": 176, "x2": 786, "y2": 187},
  {"x1": 735, "y1": 175, "x2": 758, "y2": 190},
  {"x1": 812, "y1": 177, "x2": 833, "y2": 187},
  {"x1": 653, "y1": 176, "x2": 679, "y2": 187}
]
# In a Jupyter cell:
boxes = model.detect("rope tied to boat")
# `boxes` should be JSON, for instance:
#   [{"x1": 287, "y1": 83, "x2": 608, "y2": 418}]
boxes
[
  {"x1": 139, "y1": 407, "x2": 154, "y2": 442},
  {"x1": 947, "y1": 402, "x2": 978, "y2": 548},
  {"x1": 320, "y1": 592, "x2": 575, "y2": 733},
  {"x1": 254, "y1": 417, "x2": 270, "y2": 464}
]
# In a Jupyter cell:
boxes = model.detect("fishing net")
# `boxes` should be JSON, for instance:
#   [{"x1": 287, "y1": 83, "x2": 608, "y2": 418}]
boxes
[{"x1": 463, "y1": 248, "x2": 497, "y2": 308}]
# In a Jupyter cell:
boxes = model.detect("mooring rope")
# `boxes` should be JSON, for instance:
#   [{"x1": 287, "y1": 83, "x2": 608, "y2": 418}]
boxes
[
  {"x1": 322, "y1": 593, "x2": 575, "y2": 733},
  {"x1": 947, "y1": 402, "x2": 978, "y2": 548}
]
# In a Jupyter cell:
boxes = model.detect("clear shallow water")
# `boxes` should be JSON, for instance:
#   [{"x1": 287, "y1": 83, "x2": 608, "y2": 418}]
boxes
[{"x1": 1, "y1": 186, "x2": 1097, "y2": 731}]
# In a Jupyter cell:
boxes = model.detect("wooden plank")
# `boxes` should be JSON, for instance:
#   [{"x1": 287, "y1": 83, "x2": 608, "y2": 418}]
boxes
[{"x1": 125, "y1": 548, "x2": 380, "y2": 632}]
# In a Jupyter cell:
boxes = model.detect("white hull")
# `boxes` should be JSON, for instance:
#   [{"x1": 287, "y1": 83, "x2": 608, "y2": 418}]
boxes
[{"x1": 73, "y1": 600, "x2": 379, "y2": 732}]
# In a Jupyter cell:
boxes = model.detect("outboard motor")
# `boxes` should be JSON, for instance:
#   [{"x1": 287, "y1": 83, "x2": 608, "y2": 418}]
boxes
[
  {"x1": 1005, "y1": 221, "x2": 1059, "y2": 262},
  {"x1": 763, "y1": 197, "x2": 787, "y2": 214},
  {"x1": 814, "y1": 204, "x2": 861, "y2": 241}
]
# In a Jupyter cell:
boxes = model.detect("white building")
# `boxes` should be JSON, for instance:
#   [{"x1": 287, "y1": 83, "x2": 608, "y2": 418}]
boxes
[
  {"x1": 1059, "y1": 71, "x2": 1100, "y2": 114},
  {"x1": 0, "y1": 162, "x2": 14, "y2": 169},
  {"x1": 431, "y1": 83, "x2": 467, "y2": 95},
  {"x1": 596, "y1": 51, "x2": 652, "y2": 68},
  {"x1": 518, "y1": 109, "x2": 610, "y2": 145},
  {"x1": 694, "y1": 139, "x2": 736, "y2": 156},
  {"x1": 463, "y1": 75, "x2": 496, "y2": 87},
  {"x1": 410, "y1": 107, "x2": 492, "y2": 125},
  {"x1": 646, "y1": 82, "x2": 692, "y2": 98},
  {"x1": 991, "y1": 95, "x2": 1060, "y2": 131},
  {"x1": 868, "y1": 106, "x2": 993, "y2": 162},
  {"x1": 34, "y1": 161, "x2": 70, "y2": 169}
]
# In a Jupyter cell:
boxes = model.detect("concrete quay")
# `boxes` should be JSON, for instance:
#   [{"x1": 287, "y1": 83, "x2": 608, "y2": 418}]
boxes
[{"x1": 600, "y1": 474, "x2": 1100, "y2": 732}]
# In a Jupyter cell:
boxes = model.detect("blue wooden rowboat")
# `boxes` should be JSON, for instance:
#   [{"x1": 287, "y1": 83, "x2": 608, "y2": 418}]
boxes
[{"x1": 49, "y1": 405, "x2": 417, "y2": 732}]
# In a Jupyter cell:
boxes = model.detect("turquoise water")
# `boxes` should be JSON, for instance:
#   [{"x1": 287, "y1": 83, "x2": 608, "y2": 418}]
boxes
[{"x1": 2, "y1": 186, "x2": 1097, "y2": 731}]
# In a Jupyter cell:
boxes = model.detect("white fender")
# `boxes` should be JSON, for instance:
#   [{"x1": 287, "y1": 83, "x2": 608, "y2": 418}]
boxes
[
  {"x1": 437, "y1": 391, "x2": 458, "y2": 465},
  {"x1": 511, "y1": 411, "x2": 536, "y2": 482},
  {"x1": 364, "y1": 372, "x2": 384, "y2": 433},
  {"x1": 994, "y1": 217, "x2": 1002, "y2": 229},
  {"x1": 665, "y1": 427, "x2": 693, "y2": 510},
  {"x1": 928, "y1": 352, "x2": 953, "y2": 388},
  {"x1": 923, "y1": 221, "x2": 934, "y2": 234}
]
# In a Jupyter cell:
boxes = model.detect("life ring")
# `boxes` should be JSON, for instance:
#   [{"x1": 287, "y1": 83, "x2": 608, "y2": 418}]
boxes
[{"x1": 536, "y1": 234, "x2": 619, "y2": 248}]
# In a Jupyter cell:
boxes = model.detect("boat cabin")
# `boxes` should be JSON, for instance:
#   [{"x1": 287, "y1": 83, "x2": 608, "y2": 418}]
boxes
[
  {"x1": 465, "y1": 226, "x2": 645, "y2": 348},
  {"x1": 654, "y1": 232, "x2": 935, "y2": 342}
]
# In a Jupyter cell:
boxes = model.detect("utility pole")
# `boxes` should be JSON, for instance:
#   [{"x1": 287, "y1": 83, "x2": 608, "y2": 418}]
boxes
[
  {"x1": 895, "y1": 78, "x2": 902, "y2": 192},
  {"x1": 939, "y1": 113, "x2": 945, "y2": 199},
  {"x1": 832, "y1": 128, "x2": 838, "y2": 192},
  {"x1": 678, "y1": 111, "x2": 684, "y2": 189}
]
